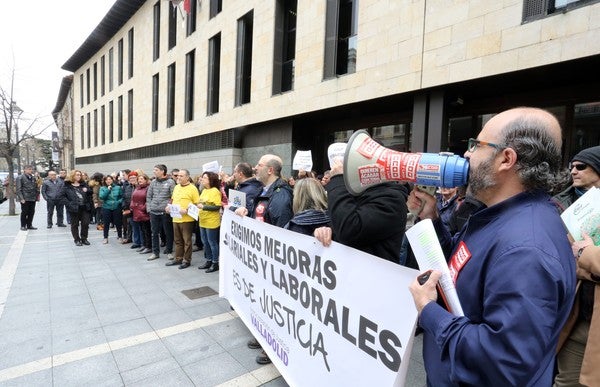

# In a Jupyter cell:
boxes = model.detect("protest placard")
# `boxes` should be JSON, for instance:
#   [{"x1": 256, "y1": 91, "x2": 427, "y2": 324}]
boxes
[
  {"x1": 219, "y1": 211, "x2": 419, "y2": 386},
  {"x1": 292, "y1": 150, "x2": 313, "y2": 172}
]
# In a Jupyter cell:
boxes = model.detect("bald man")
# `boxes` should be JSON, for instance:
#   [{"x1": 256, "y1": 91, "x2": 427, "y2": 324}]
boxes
[{"x1": 408, "y1": 107, "x2": 576, "y2": 386}]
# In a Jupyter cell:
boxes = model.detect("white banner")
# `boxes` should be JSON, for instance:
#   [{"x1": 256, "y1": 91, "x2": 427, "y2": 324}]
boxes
[{"x1": 219, "y1": 211, "x2": 419, "y2": 386}]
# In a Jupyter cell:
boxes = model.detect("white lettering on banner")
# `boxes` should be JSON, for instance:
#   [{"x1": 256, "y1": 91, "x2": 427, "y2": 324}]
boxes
[{"x1": 219, "y1": 211, "x2": 419, "y2": 386}]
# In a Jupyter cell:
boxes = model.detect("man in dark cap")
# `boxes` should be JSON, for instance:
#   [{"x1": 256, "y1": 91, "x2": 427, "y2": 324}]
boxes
[
  {"x1": 553, "y1": 144, "x2": 600, "y2": 386},
  {"x1": 553, "y1": 145, "x2": 600, "y2": 211}
]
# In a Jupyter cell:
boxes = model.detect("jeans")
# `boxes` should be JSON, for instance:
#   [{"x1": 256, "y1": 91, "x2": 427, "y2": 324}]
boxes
[
  {"x1": 150, "y1": 213, "x2": 174, "y2": 255},
  {"x1": 46, "y1": 199, "x2": 64, "y2": 226},
  {"x1": 131, "y1": 219, "x2": 142, "y2": 246},
  {"x1": 200, "y1": 226, "x2": 220, "y2": 264},
  {"x1": 102, "y1": 207, "x2": 122, "y2": 239}
]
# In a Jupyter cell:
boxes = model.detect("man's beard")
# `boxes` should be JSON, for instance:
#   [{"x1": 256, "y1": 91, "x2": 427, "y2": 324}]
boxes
[{"x1": 468, "y1": 155, "x2": 497, "y2": 198}]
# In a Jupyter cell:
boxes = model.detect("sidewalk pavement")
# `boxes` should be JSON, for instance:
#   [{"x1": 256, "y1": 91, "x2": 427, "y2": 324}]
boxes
[{"x1": 0, "y1": 198, "x2": 426, "y2": 386}]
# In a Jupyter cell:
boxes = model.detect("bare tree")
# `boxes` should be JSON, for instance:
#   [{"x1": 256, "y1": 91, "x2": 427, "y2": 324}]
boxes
[{"x1": 0, "y1": 68, "x2": 51, "y2": 215}]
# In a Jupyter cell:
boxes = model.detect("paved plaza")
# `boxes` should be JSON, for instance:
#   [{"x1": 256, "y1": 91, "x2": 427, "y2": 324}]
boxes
[{"x1": 0, "y1": 198, "x2": 425, "y2": 386}]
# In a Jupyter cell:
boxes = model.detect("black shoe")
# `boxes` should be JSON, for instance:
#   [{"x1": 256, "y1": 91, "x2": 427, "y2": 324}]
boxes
[
  {"x1": 205, "y1": 263, "x2": 219, "y2": 273},
  {"x1": 81, "y1": 239, "x2": 90, "y2": 245},
  {"x1": 130, "y1": 244, "x2": 140, "y2": 249},
  {"x1": 57, "y1": 224, "x2": 67, "y2": 227},
  {"x1": 47, "y1": 225, "x2": 52, "y2": 229},
  {"x1": 256, "y1": 351, "x2": 271, "y2": 365},
  {"x1": 178, "y1": 262, "x2": 191, "y2": 269},
  {"x1": 247, "y1": 339, "x2": 261, "y2": 349},
  {"x1": 198, "y1": 261, "x2": 212, "y2": 270},
  {"x1": 75, "y1": 240, "x2": 83, "y2": 246},
  {"x1": 165, "y1": 261, "x2": 182, "y2": 267},
  {"x1": 20, "y1": 227, "x2": 27, "y2": 231},
  {"x1": 27, "y1": 226, "x2": 37, "y2": 230}
]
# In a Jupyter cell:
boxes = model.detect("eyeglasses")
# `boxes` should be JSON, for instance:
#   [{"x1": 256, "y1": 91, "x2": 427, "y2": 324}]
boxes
[
  {"x1": 569, "y1": 163, "x2": 588, "y2": 171},
  {"x1": 467, "y1": 138, "x2": 504, "y2": 153}
]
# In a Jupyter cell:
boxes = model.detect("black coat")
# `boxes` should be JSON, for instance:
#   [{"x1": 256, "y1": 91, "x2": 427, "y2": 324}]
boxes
[
  {"x1": 326, "y1": 174, "x2": 408, "y2": 263},
  {"x1": 58, "y1": 181, "x2": 94, "y2": 213}
]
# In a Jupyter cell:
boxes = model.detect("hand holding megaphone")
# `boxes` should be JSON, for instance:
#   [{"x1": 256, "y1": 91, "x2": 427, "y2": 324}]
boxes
[{"x1": 408, "y1": 186, "x2": 439, "y2": 219}]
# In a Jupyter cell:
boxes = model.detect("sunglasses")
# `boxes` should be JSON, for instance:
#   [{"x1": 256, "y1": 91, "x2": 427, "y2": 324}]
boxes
[{"x1": 569, "y1": 163, "x2": 588, "y2": 171}]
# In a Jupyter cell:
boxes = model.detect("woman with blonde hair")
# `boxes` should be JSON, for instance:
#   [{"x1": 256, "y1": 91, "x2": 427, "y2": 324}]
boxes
[
  {"x1": 57, "y1": 169, "x2": 94, "y2": 246},
  {"x1": 285, "y1": 177, "x2": 330, "y2": 236}
]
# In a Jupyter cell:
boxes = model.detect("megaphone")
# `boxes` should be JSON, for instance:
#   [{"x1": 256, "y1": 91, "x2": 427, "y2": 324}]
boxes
[{"x1": 343, "y1": 130, "x2": 469, "y2": 195}]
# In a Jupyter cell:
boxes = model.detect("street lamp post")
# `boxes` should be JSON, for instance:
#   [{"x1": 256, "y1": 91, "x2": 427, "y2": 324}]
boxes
[{"x1": 12, "y1": 102, "x2": 23, "y2": 172}]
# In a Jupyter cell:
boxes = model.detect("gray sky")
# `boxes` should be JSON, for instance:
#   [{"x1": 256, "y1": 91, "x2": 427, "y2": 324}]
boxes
[{"x1": 0, "y1": 0, "x2": 116, "y2": 138}]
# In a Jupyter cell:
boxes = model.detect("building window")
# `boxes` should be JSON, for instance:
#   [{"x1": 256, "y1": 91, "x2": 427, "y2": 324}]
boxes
[
  {"x1": 108, "y1": 101, "x2": 114, "y2": 143},
  {"x1": 153, "y1": 1, "x2": 161, "y2": 61},
  {"x1": 79, "y1": 74, "x2": 84, "y2": 108},
  {"x1": 207, "y1": 33, "x2": 221, "y2": 115},
  {"x1": 101, "y1": 105, "x2": 106, "y2": 145},
  {"x1": 118, "y1": 38, "x2": 124, "y2": 85},
  {"x1": 273, "y1": 0, "x2": 297, "y2": 94},
  {"x1": 80, "y1": 116, "x2": 84, "y2": 149},
  {"x1": 93, "y1": 63, "x2": 98, "y2": 101},
  {"x1": 168, "y1": 4, "x2": 177, "y2": 50},
  {"x1": 235, "y1": 11, "x2": 254, "y2": 107},
  {"x1": 152, "y1": 73, "x2": 159, "y2": 132},
  {"x1": 93, "y1": 109, "x2": 98, "y2": 147},
  {"x1": 128, "y1": 28, "x2": 134, "y2": 79},
  {"x1": 86, "y1": 68, "x2": 90, "y2": 105},
  {"x1": 100, "y1": 56, "x2": 106, "y2": 96},
  {"x1": 118, "y1": 95, "x2": 123, "y2": 141},
  {"x1": 209, "y1": 0, "x2": 222, "y2": 19},
  {"x1": 324, "y1": 0, "x2": 358, "y2": 79},
  {"x1": 87, "y1": 112, "x2": 91, "y2": 149},
  {"x1": 167, "y1": 63, "x2": 176, "y2": 127},
  {"x1": 185, "y1": 50, "x2": 195, "y2": 123},
  {"x1": 186, "y1": 0, "x2": 197, "y2": 36},
  {"x1": 109, "y1": 48, "x2": 114, "y2": 91},
  {"x1": 523, "y1": 0, "x2": 598, "y2": 22},
  {"x1": 128, "y1": 89, "x2": 133, "y2": 139}
]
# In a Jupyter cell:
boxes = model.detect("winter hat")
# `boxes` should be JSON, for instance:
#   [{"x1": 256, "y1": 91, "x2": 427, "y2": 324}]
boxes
[{"x1": 572, "y1": 145, "x2": 600, "y2": 175}]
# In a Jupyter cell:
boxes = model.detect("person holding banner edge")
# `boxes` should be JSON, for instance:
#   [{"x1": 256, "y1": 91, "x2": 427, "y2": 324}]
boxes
[
  {"x1": 408, "y1": 107, "x2": 576, "y2": 386},
  {"x1": 234, "y1": 154, "x2": 293, "y2": 365}
]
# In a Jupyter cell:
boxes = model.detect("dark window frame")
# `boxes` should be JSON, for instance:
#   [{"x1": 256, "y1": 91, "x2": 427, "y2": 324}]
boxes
[
  {"x1": 86, "y1": 68, "x2": 91, "y2": 105},
  {"x1": 101, "y1": 105, "x2": 106, "y2": 145},
  {"x1": 186, "y1": 0, "x2": 197, "y2": 36},
  {"x1": 185, "y1": 50, "x2": 195, "y2": 123},
  {"x1": 207, "y1": 33, "x2": 221, "y2": 115},
  {"x1": 109, "y1": 101, "x2": 114, "y2": 143},
  {"x1": 152, "y1": 73, "x2": 159, "y2": 132},
  {"x1": 118, "y1": 38, "x2": 124, "y2": 85},
  {"x1": 118, "y1": 95, "x2": 123, "y2": 141},
  {"x1": 128, "y1": 28, "x2": 134, "y2": 79},
  {"x1": 128, "y1": 89, "x2": 133, "y2": 139},
  {"x1": 522, "y1": 0, "x2": 599, "y2": 22},
  {"x1": 93, "y1": 62, "x2": 98, "y2": 101},
  {"x1": 79, "y1": 74, "x2": 84, "y2": 108},
  {"x1": 235, "y1": 11, "x2": 254, "y2": 107},
  {"x1": 109, "y1": 48, "x2": 114, "y2": 91},
  {"x1": 167, "y1": 63, "x2": 176, "y2": 127},
  {"x1": 168, "y1": 4, "x2": 177, "y2": 50},
  {"x1": 87, "y1": 112, "x2": 91, "y2": 149},
  {"x1": 80, "y1": 116, "x2": 84, "y2": 149},
  {"x1": 324, "y1": 0, "x2": 359, "y2": 79},
  {"x1": 100, "y1": 55, "x2": 106, "y2": 96},
  {"x1": 153, "y1": 1, "x2": 161, "y2": 61},
  {"x1": 273, "y1": 0, "x2": 297, "y2": 94},
  {"x1": 93, "y1": 109, "x2": 98, "y2": 147},
  {"x1": 209, "y1": 0, "x2": 222, "y2": 19}
]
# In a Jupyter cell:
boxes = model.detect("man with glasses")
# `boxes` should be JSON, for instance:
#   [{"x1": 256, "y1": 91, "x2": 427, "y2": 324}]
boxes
[
  {"x1": 235, "y1": 154, "x2": 293, "y2": 365},
  {"x1": 552, "y1": 145, "x2": 600, "y2": 386},
  {"x1": 408, "y1": 107, "x2": 576, "y2": 386}
]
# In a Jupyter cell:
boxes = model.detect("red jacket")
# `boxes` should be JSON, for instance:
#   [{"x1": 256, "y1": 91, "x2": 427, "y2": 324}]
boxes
[{"x1": 130, "y1": 184, "x2": 150, "y2": 222}]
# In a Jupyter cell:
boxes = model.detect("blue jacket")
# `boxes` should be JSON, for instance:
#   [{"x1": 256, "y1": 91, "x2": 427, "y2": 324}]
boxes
[
  {"x1": 251, "y1": 177, "x2": 293, "y2": 228},
  {"x1": 420, "y1": 190, "x2": 576, "y2": 386}
]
